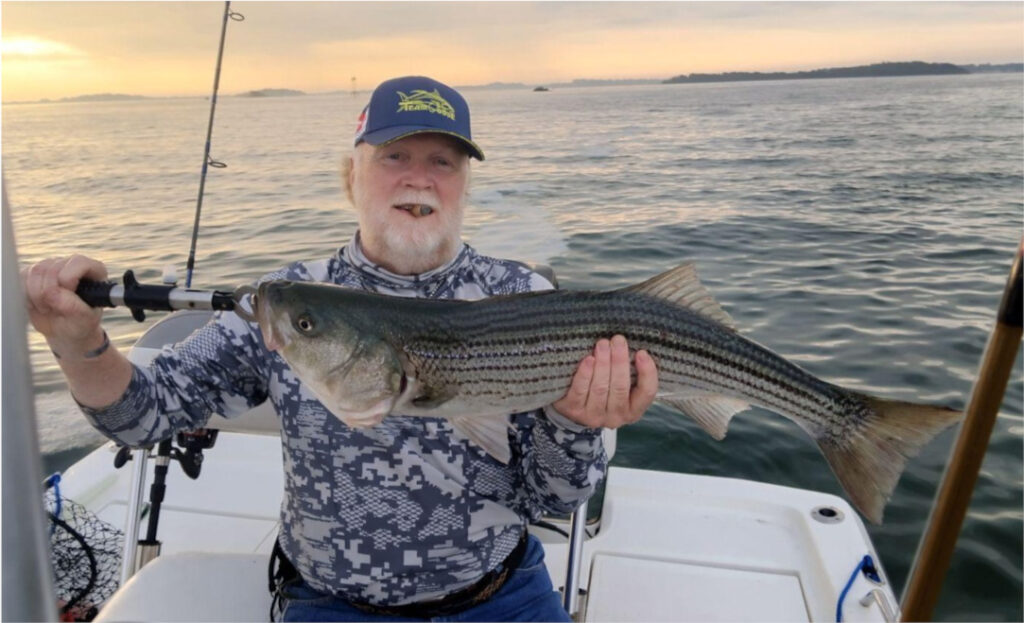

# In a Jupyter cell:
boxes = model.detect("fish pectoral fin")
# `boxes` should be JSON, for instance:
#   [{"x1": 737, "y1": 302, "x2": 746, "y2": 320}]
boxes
[
  {"x1": 450, "y1": 416, "x2": 512, "y2": 464},
  {"x1": 622, "y1": 263, "x2": 737, "y2": 331},
  {"x1": 660, "y1": 395, "x2": 750, "y2": 440},
  {"x1": 410, "y1": 384, "x2": 458, "y2": 409}
]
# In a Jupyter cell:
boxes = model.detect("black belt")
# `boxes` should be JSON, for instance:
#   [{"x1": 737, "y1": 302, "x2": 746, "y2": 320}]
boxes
[{"x1": 270, "y1": 532, "x2": 529, "y2": 620}]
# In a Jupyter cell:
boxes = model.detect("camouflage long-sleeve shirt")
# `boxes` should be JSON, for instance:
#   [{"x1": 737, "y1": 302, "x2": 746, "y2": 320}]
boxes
[{"x1": 82, "y1": 233, "x2": 607, "y2": 605}]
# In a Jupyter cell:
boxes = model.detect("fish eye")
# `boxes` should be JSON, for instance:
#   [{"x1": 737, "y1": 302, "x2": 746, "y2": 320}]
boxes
[{"x1": 295, "y1": 314, "x2": 316, "y2": 334}]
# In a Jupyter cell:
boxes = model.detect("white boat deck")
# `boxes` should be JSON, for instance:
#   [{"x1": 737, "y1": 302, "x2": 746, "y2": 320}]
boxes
[{"x1": 58, "y1": 432, "x2": 898, "y2": 622}]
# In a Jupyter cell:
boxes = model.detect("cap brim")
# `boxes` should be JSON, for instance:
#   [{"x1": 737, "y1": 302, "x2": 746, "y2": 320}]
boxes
[{"x1": 359, "y1": 126, "x2": 484, "y2": 161}]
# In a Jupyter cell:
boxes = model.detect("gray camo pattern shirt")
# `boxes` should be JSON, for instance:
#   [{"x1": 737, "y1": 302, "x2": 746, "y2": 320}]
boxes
[{"x1": 82, "y1": 233, "x2": 607, "y2": 605}]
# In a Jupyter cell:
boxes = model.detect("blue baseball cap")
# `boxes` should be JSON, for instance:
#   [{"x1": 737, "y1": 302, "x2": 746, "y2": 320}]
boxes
[{"x1": 353, "y1": 76, "x2": 484, "y2": 161}]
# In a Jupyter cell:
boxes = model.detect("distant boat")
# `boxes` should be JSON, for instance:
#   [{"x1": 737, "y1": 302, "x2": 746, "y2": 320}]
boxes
[{"x1": 533, "y1": 86, "x2": 550, "y2": 92}]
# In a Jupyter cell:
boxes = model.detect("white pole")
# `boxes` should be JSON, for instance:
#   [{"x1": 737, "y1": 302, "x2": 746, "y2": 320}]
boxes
[
  {"x1": 2, "y1": 184, "x2": 59, "y2": 621},
  {"x1": 562, "y1": 500, "x2": 588, "y2": 618},
  {"x1": 119, "y1": 448, "x2": 151, "y2": 585}
]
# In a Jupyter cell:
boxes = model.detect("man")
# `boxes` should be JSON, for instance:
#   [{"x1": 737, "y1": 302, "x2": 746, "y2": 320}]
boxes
[{"x1": 23, "y1": 75, "x2": 659, "y2": 622}]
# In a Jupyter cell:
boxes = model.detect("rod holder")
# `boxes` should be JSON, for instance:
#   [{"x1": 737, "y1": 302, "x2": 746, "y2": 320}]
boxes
[
  {"x1": 563, "y1": 500, "x2": 588, "y2": 618},
  {"x1": 119, "y1": 447, "x2": 151, "y2": 586}
]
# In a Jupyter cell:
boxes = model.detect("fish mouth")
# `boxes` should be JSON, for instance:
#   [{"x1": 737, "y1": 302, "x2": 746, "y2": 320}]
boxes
[
  {"x1": 255, "y1": 282, "x2": 291, "y2": 352},
  {"x1": 393, "y1": 203, "x2": 436, "y2": 218}
]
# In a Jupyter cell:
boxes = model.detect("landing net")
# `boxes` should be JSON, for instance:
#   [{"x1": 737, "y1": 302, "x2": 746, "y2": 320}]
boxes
[{"x1": 45, "y1": 480, "x2": 123, "y2": 621}]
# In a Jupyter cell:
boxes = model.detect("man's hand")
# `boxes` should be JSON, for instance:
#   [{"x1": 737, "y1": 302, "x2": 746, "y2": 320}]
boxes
[
  {"x1": 21, "y1": 254, "x2": 132, "y2": 408},
  {"x1": 22, "y1": 254, "x2": 108, "y2": 354},
  {"x1": 551, "y1": 335, "x2": 658, "y2": 429}
]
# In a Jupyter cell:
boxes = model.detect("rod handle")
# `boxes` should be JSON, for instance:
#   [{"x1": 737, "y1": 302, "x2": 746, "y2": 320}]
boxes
[{"x1": 75, "y1": 279, "x2": 117, "y2": 308}]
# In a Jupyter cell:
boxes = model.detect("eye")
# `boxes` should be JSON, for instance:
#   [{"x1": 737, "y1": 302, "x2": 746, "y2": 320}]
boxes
[{"x1": 295, "y1": 314, "x2": 316, "y2": 334}]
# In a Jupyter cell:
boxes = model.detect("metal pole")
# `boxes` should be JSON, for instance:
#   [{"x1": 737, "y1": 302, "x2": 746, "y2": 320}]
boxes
[
  {"x1": 119, "y1": 447, "x2": 151, "y2": 585},
  {"x1": 563, "y1": 500, "x2": 589, "y2": 618},
  {"x1": 2, "y1": 183, "x2": 59, "y2": 621},
  {"x1": 900, "y1": 241, "x2": 1023, "y2": 621},
  {"x1": 185, "y1": 0, "x2": 235, "y2": 288}
]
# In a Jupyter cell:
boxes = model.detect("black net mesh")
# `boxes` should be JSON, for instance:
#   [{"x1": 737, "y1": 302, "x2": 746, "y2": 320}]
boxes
[{"x1": 45, "y1": 487, "x2": 124, "y2": 621}]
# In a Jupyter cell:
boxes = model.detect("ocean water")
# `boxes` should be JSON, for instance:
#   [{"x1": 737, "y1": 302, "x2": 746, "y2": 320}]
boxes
[{"x1": 4, "y1": 74, "x2": 1022, "y2": 620}]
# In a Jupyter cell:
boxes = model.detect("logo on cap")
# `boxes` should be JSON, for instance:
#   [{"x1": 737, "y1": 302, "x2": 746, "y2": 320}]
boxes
[
  {"x1": 396, "y1": 89, "x2": 456, "y2": 120},
  {"x1": 354, "y1": 107, "x2": 368, "y2": 136}
]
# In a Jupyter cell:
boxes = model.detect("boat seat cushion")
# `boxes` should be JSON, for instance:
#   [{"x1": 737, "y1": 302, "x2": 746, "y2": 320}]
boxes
[{"x1": 94, "y1": 552, "x2": 271, "y2": 622}]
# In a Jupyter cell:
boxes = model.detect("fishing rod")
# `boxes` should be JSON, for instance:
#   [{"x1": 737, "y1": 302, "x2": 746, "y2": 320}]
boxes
[
  {"x1": 118, "y1": 0, "x2": 244, "y2": 585},
  {"x1": 185, "y1": 1, "x2": 244, "y2": 289},
  {"x1": 76, "y1": 270, "x2": 240, "y2": 322}
]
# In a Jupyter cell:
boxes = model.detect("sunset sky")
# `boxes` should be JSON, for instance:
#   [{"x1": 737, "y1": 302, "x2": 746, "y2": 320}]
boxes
[{"x1": 2, "y1": 1, "x2": 1022, "y2": 102}]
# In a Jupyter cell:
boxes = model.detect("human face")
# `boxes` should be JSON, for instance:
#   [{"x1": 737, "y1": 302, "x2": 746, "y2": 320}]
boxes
[{"x1": 349, "y1": 134, "x2": 470, "y2": 275}]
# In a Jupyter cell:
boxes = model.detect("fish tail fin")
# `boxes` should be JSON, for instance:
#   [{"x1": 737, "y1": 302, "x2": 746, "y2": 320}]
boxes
[{"x1": 818, "y1": 395, "x2": 961, "y2": 524}]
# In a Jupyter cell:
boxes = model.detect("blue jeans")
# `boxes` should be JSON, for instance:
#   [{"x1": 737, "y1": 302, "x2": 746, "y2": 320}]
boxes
[{"x1": 277, "y1": 534, "x2": 571, "y2": 622}]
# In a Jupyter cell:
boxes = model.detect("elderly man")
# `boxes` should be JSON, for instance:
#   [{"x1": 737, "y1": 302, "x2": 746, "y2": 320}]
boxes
[{"x1": 22, "y1": 75, "x2": 658, "y2": 622}]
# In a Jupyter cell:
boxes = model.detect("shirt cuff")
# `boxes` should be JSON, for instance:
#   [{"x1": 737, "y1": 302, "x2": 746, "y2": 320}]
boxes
[{"x1": 543, "y1": 405, "x2": 597, "y2": 433}]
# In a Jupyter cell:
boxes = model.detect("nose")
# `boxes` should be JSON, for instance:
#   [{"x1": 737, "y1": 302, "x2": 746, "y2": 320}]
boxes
[{"x1": 401, "y1": 158, "x2": 433, "y2": 191}]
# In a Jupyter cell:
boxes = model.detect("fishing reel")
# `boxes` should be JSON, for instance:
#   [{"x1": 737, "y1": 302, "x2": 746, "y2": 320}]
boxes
[{"x1": 112, "y1": 428, "x2": 218, "y2": 479}]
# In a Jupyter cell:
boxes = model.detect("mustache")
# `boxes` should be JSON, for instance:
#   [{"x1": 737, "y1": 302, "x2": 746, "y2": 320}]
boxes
[{"x1": 391, "y1": 192, "x2": 440, "y2": 211}]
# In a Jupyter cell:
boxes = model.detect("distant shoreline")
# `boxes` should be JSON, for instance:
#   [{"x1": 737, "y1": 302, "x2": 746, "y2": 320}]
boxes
[
  {"x1": 6, "y1": 61, "x2": 1021, "y2": 104},
  {"x1": 662, "y1": 61, "x2": 1020, "y2": 84}
]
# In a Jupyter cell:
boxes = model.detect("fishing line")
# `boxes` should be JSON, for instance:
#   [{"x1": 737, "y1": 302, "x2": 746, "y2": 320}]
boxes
[{"x1": 185, "y1": 1, "x2": 244, "y2": 288}]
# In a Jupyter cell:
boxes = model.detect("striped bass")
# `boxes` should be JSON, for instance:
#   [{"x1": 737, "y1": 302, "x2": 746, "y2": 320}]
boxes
[{"x1": 251, "y1": 264, "x2": 961, "y2": 523}]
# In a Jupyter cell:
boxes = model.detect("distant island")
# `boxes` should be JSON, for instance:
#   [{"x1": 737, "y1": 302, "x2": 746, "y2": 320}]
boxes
[
  {"x1": 664, "y1": 61, "x2": 977, "y2": 84},
  {"x1": 458, "y1": 82, "x2": 528, "y2": 91},
  {"x1": 555, "y1": 78, "x2": 662, "y2": 88},
  {"x1": 238, "y1": 88, "x2": 305, "y2": 97},
  {"x1": 7, "y1": 61, "x2": 1021, "y2": 105},
  {"x1": 55, "y1": 93, "x2": 147, "y2": 103},
  {"x1": 959, "y1": 63, "x2": 1024, "y2": 73}
]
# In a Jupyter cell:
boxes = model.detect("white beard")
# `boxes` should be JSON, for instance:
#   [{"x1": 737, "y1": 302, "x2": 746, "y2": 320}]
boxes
[{"x1": 353, "y1": 187, "x2": 465, "y2": 275}]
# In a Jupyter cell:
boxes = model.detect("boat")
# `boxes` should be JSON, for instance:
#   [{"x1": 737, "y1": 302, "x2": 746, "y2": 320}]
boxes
[
  {"x1": 7, "y1": 5, "x2": 1018, "y2": 621},
  {"x1": 34, "y1": 304, "x2": 898, "y2": 623},
  {"x1": 534, "y1": 86, "x2": 550, "y2": 92}
]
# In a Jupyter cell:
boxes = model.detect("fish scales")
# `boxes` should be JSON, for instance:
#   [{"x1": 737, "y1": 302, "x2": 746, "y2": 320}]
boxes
[
  {"x1": 253, "y1": 265, "x2": 962, "y2": 523},
  {"x1": 375, "y1": 290, "x2": 849, "y2": 427}
]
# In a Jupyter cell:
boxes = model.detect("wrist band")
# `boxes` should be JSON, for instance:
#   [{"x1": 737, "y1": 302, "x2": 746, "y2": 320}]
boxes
[{"x1": 51, "y1": 330, "x2": 110, "y2": 360}]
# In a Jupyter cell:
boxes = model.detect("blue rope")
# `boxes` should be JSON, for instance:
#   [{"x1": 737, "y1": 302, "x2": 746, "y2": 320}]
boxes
[
  {"x1": 44, "y1": 472, "x2": 62, "y2": 536},
  {"x1": 836, "y1": 555, "x2": 881, "y2": 622}
]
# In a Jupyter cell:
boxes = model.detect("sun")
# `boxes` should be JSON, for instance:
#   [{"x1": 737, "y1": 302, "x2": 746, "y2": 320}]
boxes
[{"x1": 1, "y1": 36, "x2": 82, "y2": 59}]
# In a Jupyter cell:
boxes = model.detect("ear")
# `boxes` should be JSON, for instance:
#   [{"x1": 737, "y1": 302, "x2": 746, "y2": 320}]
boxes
[{"x1": 342, "y1": 154, "x2": 355, "y2": 204}]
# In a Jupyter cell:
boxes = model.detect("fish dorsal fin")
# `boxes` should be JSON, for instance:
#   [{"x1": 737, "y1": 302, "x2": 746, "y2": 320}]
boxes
[
  {"x1": 624, "y1": 263, "x2": 736, "y2": 330},
  {"x1": 659, "y1": 394, "x2": 750, "y2": 440},
  {"x1": 450, "y1": 416, "x2": 512, "y2": 463}
]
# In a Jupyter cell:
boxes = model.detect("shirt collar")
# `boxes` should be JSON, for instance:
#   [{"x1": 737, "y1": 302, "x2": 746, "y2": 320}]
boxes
[{"x1": 341, "y1": 230, "x2": 471, "y2": 286}]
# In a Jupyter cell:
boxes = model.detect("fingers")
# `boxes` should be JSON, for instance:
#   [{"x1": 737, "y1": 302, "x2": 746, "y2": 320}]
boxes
[
  {"x1": 22, "y1": 255, "x2": 107, "y2": 337},
  {"x1": 564, "y1": 354, "x2": 596, "y2": 410},
  {"x1": 584, "y1": 339, "x2": 612, "y2": 423},
  {"x1": 24, "y1": 257, "x2": 64, "y2": 314},
  {"x1": 58, "y1": 254, "x2": 108, "y2": 290},
  {"x1": 630, "y1": 350, "x2": 659, "y2": 418},
  {"x1": 590, "y1": 336, "x2": 632, "y2": 424},
  {"x1": 551, "y1": 335, "x2": 660, "y2": 430},
  {"x1": 609, "y1": 336, "x2": 633, "y2": 416}
]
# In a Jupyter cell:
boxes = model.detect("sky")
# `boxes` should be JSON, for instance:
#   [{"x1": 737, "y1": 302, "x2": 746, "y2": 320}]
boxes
[{"x1": 2, "y1": 1, "x2": 1022, "y2": 102}]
